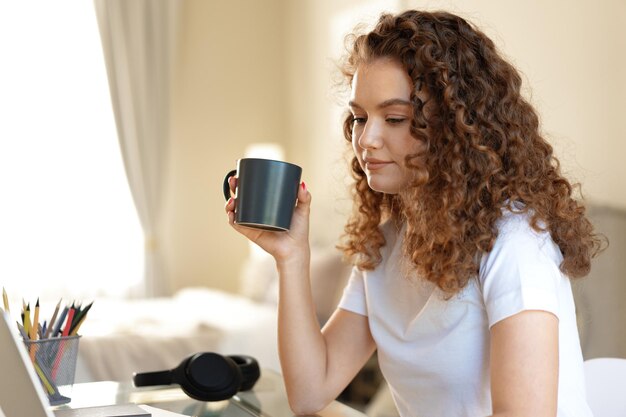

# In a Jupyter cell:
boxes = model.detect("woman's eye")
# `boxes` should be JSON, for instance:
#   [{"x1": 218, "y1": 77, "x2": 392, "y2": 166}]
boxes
[
  {"x1": 352, "y1": 116, "x2": 367, "y2": 125},
  {"x1": 386, "y1": 118, "x2": 407, "y2": 124}
]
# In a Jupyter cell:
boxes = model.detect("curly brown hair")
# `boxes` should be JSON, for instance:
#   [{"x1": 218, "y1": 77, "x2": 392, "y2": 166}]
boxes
[{"x1": 338, "y1": 10, "x2": 606, "y2": 294}]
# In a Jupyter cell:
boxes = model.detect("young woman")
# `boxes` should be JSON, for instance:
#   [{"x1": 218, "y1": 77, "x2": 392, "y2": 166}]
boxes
[{"x1": 225, "y1": 10, "x2": 604, "y2": 417}]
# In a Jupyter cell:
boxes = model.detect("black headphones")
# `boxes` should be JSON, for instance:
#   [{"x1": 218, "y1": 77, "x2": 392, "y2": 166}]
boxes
[{"x1": 133, "y1": 352, "x2": 261, "y2": 402}]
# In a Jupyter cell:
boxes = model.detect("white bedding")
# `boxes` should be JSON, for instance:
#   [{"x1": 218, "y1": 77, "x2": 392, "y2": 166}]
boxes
[{"x1": 76, "y1": 287, "x2": 279, "y2": 382}]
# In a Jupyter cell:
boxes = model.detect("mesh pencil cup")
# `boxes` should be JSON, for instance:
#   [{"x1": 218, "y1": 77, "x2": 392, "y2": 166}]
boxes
[{"x1": 24, "y1": 335, "x2": 81, "y2": 406}]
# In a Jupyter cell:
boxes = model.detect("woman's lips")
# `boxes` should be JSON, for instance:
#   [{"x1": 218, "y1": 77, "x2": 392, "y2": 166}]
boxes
[{"x1": 364, "y1": 159, "x2": 392, "y2": 170}]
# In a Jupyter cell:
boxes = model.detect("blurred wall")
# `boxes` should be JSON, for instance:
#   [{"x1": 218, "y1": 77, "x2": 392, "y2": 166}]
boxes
[
  {"x1": 163, "y1": 0, "x2": 625, "y2": 294},
  {"x1": 163, "y1": 0, "x2": 288, "y2": 293}
]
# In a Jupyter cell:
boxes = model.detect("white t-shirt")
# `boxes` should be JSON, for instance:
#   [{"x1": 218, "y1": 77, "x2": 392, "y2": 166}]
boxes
[{"x1": 338, "y1": 209, "x2": 593, "y2": 417}]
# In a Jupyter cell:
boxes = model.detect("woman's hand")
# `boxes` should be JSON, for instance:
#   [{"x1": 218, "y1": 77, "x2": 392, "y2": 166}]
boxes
[{"x1": 224, "y1": 176, "x2": 311, "y2": 263}]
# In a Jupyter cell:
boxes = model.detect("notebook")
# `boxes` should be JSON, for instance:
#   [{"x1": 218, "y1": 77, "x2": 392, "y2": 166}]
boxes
[{"x1": 0, "y1": 311, "x2": 152, "y2": 417}]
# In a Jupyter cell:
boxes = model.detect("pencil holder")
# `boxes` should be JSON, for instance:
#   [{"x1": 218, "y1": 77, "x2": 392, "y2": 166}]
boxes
[{"x1": 24, "y1": 335, "x2": 81, "y2": 406}]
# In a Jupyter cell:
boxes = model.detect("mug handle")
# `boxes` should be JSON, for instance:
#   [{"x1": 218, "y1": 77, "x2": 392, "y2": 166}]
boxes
[{"x1": 223, "y1": 169, "x2": 237, "y2": 201}]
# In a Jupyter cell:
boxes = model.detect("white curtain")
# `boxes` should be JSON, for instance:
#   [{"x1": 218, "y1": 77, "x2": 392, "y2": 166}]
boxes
[{"x1": 94, "y1": 0, "x2": 180, "y2": 297}]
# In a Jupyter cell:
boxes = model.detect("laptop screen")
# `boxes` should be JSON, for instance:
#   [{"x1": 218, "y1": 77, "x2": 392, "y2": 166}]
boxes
[{"x1": 0, "y1": 311, "x2": 54, "y2": 417}]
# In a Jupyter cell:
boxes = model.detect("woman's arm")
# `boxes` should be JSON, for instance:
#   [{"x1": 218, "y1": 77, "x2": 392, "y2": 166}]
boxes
[
  {"x1": 489, "y1": 310, "x2": 559, "y2": 417},
  {"x1": 278, "y1": 267, "x2": 376, "y2": 414},
  {"x1": 226, "y1": 181, "x2": 375, "y2": 414}
]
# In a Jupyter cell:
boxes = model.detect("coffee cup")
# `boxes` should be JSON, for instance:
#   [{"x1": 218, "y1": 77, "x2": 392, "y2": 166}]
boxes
[{"x1": 223, "y1": 158, "x2": 302, "y2": 231}]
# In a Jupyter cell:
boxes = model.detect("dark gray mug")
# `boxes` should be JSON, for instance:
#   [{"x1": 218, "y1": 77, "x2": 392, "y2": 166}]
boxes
[{"x1": 223, "y1": 158, "x2": 302, "y2": 231}]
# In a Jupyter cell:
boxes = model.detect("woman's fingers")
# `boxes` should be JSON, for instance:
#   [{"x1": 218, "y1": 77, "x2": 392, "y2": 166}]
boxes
[
  {"x1": 228, "y1": 176, "x2": 237, "y2": 197},
  {"x1": 225, "y1": 198, "x2": 233, "y2": 220},
  {"x1": 224, "y1": 196, "x2": 235, "y2": 213},
  {"x1": 225, "y1": 180, "x2": 311, "y2": 260},
  {"x1": 225, "y1": 197, "x2": 267, "y2": 241}
]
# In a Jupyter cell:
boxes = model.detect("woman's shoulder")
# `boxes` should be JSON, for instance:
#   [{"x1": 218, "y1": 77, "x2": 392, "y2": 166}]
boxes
[
  {"x1": 490, "y1": 203, "x2": 561, "y2": 262},
  {"x1": 479, "y1": 206, "x2": 567, "y2": 327},
  {"x1": 496, "y1": 203, "x2": 543, "y2": 238}
]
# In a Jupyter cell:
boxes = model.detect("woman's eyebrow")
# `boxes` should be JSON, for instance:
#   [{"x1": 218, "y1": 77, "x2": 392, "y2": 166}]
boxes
[
  {"x1": 378, "y1": 98, "x2": 412, "y2": 108},
  {"x1": 348, "y1": 98, "x2": 412, "y2": 109}
]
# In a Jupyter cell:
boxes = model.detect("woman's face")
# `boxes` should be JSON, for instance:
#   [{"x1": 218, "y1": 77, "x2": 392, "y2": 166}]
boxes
[{"x1": 350, "y1": 58, "x2": 426, "y2": 194}]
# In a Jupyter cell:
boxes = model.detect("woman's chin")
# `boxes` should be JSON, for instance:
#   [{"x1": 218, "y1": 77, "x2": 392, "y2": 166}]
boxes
[{"x1": 366, "y1": 178, "x2": 400, "y2": 195}]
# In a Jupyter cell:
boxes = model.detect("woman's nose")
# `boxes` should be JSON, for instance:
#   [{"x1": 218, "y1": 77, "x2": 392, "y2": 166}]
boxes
[{"x1": 358, "y1": 120, "x2": 383, "y2": 149}]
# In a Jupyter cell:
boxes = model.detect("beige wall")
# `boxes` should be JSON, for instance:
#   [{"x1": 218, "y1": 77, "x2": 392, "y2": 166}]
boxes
[
  {"x1": 163, "y1": 0, "x2": 288, "y2": 293},
  {"x1": 163, "y1": 0, "x2": 625, "y2": 293}
]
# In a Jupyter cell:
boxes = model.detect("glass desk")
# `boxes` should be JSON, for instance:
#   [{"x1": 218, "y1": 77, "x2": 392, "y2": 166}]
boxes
[{"x1": 56, "y1": 370, "x2": 367, "y2": 417}]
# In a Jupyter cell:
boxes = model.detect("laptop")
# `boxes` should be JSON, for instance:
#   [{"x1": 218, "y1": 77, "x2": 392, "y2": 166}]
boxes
[
  {"x1": 0, "y1": 312, "x2": 153, "y2": 417},
  {"x1": 0, "y1": 310, "x2": 57, "y2": 417}
]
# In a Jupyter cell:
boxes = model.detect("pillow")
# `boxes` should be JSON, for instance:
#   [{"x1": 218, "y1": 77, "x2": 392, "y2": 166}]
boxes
[{"x1": 239, "y1": 246, "x2": 352, "y2": 324}]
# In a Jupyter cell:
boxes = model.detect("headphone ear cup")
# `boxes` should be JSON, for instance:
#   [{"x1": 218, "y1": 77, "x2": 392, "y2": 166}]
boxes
[
  {"x1": 227, "y1": 355, "x2": 261, "y2": 391},
  {"x1": 133, "y1": 352, "x2": 256, "y2": 402},
  {"x1": 173, "y1": 352, "x2": 243, "y2": 402}
]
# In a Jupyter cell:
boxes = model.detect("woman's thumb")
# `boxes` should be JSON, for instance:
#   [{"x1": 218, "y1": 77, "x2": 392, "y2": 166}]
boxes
[{"x1": 295, "y1": 181, "x2": 311, "y2": 211}]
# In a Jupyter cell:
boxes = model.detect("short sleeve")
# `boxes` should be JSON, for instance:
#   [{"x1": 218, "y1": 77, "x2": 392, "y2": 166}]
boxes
[
  {"x1": 479, "y1": 215, "x2": 564, "y2": 328},
  {"x1": 337, "y1": 266, "x2": 368, "y2": 316}
]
